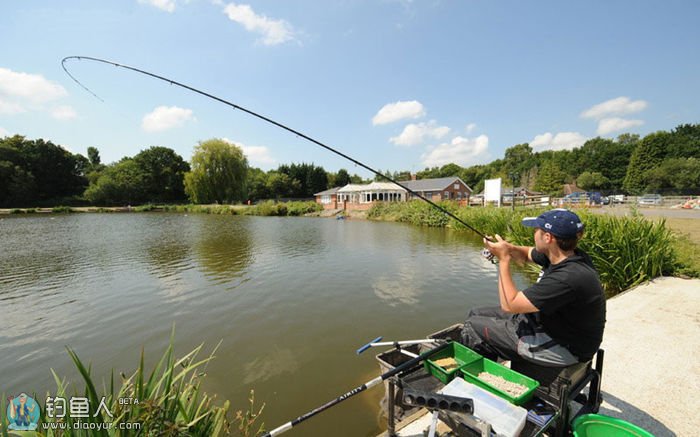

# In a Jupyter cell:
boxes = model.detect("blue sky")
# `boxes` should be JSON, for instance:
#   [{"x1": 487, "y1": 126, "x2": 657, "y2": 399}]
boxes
[{"x1": 1, "y1": 1, "x2": 699, "y2": 177}]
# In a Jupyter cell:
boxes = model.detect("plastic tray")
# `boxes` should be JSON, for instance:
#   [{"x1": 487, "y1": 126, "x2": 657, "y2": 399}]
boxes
[
  {"x1": 461, "y1": 358, "x2": 540, "y2": 405},
  {"x1": 424, "y1": 342, "x2": 482, "y2": 384}
]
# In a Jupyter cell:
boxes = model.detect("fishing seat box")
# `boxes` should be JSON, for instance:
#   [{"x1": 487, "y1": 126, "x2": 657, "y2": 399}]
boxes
[{"x1": 374, "y1": 324, "x2": 463, "y2": 421}]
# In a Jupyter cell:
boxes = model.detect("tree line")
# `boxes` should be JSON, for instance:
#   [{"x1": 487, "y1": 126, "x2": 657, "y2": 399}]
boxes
[
  {"x1": 412, "y1": 124, "x2": 699, "y2": 195},
  {"x1": 0, "y1": 137, "x2": 364, "y2": 207},
  {"x1": 1, "y1": 123, "x2": 698, "y2": 207}
]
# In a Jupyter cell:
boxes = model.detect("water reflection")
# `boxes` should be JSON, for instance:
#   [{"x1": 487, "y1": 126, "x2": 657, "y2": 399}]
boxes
[
  {"x1": 372, "y1": 264, "x2": 422, "y2": 306},
  {"x1": 194, "y1": 216, "x2": 254, "y2": 285},
  {"x1": 242, "y1": 347, "x2": 301, "y2": 384}
]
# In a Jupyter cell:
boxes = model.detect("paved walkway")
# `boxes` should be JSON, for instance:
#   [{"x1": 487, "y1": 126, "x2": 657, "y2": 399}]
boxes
[{"x1": 598, "y1": 276, "x2": 700, "y2": 437}]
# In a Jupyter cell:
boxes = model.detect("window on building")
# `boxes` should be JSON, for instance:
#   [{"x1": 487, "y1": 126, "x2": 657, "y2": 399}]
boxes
[{"x1": 444, "y1": 191, "x2": 450, "y2": 199}]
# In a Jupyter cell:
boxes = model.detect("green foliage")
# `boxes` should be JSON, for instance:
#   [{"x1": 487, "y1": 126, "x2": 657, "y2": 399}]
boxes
[
  {"x1": 623, "y1": 131, "x2": 670, "y2": 194},
  {"x1": 241, "y1": 200, "x2": 321, "y2": 217},
  {"x1": 533, "y1": 160, "x2": 566, "y2": 195},
  {"x1": 368, "y1": 200, "x2": 456, "y2": 227},
  {"x1": 0, "y1": 135, "x2": 87, "y2": 207},
  {"x1": 266, "y1": 172, "x2": 300, "y2": 199},
  {"x1": 185, "y1": 139, "x2": 249, "y2": 204},
  {"x1": 335, "y1": 168, "x2": 351, "y2": 186},
  {"x1": 85, "y1": 159, "x2": 146, "y2": 205},
  {"x1": 576, "y1": 171, "x2": 610, "y2": 190},
  {"x1": 35, "y1": 335, "x2": 266, "y2": 436},
  {"x1": 644, "y1": 157, "x2": 700, "y2": 192},
  {"x1": 276, "y1": 163, "x2": 328, "y2": 197},
  {"x1": 52, "y1": 206, "x2": 74, "y2": 213},
  {"x1": 87, "y1": 146, "x2": 101, "y2": 167},
  {"x1": 133, "y1": 146, "x2": 190, "y2": 203}
]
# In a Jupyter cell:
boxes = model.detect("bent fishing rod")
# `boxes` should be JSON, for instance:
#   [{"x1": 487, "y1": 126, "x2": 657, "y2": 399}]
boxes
[{"x1": 61, "y1": 56, "x2": 492, "y2": 241}]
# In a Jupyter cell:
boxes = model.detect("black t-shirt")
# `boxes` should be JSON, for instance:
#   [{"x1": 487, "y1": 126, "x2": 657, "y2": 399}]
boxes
[{"x1": 522, "y1": 248, "x2": 606, "y2": 361}]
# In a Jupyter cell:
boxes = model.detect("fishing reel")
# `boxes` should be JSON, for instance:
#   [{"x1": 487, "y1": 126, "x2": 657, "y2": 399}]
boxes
[{"x1": 481, "y1": 248, "x2": 498, "y2": 264}]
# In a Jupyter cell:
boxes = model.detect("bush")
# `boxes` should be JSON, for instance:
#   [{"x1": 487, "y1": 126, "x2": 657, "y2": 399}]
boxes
[{"x1": 52, "y1": 206, "x2": 74, "y2": 213}]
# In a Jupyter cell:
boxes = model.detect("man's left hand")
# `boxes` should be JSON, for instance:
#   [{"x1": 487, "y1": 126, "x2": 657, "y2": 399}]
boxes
[{"x1": 483, "y1": 234, "x2": 512, "y2": 261}]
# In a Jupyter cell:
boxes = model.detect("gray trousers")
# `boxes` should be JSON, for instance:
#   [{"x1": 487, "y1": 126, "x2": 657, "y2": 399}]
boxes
[{"x1": 460, "y1": 306, "x2": 579, "y2": 367}]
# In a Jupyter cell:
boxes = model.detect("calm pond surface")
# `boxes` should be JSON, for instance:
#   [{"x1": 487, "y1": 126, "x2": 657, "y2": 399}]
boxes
[{"x1": 0, "y1": 213, "x2": 533, "y2": 436}]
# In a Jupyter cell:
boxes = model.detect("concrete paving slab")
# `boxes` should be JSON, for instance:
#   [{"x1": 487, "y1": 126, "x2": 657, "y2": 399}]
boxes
[{"x1": 598, "y1": 277, "x2": 700, "y2": 437}]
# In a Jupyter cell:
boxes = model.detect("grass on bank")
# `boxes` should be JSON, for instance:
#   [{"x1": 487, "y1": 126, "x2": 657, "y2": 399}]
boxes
[
  {"x1": 0, "y1": 338, "x2": 265, "y2": 437},
  {"x1": 2, "y1": 201, "x2": 323, "y2": 217},
  {"x1": 368, "y1": 201, "x2": 699, "y2": 296}
]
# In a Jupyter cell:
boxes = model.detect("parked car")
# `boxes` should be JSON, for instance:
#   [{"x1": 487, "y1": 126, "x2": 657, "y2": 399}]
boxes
[
  {"x1": 609, "y1": 194, "x2": 625, "y2": 204},
  {"x1": 562, "y1": 192, "x2": 606, "y2": 205},
  {"x1": 638, "y1": 194, "x2": 663, "y2": 206},
  {"x1": 561, "y1": 192, "x2": 587, "y2": 204}
]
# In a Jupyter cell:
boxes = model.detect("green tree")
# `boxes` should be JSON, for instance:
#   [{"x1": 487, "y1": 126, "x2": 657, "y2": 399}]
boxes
[
  {"x1": 503, "y1": 143, "x2": 534, "y2": 186},
  {"x1": 335, "y1": 168, "x2": 351, "y2": 186},
  {"x1": 623, "y1": 132, "x2": 670, "y2": 194},
  {"x1": 84, "y1": 159, "x2": 146, "y2": 205},
  {"x1": 88, "y1": 146, "x2": 101, "y2": 167},
  {"x1": 133, "y1": 146, "x2": 190, "y2": 202},
  {"x1": 645, "y1": 157, "x2": 700, "y2": 193},
  {"x1": 246, "y1": 167, "x2": 271, "y2": 201},
  {"x1": 668, "y1": 123, "x2": 700, "y2": 159},
  {"x1": 438, "y1": 163, "x2": 463, "y2": 177},
  {"x1": 577, "y1": 171, "x2": 610, "y2": 190},
  {"x1": 184, "y1": 139, "x2": 249, "y2": 203},
  {"x1": 534, "y1": 160, "x2": 567, "y2": 195},
  {"x1": 266, "y1": 172, "x2": 300, "y2": 198}
]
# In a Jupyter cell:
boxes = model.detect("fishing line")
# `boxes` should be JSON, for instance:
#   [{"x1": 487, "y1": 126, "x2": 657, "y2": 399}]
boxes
[{"x1": 61, "y1": 55, "x2": 493, "y2": 241}]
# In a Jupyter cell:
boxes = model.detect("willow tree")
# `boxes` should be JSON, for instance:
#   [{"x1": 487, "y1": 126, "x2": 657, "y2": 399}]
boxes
[{"x1": 184, "y1": 139, "x2": 248, "y2": 204}]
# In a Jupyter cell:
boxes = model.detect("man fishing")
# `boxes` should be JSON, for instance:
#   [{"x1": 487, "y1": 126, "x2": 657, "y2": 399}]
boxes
[{"x1": 461, "y1": 209, "x2": 606, "y2": 367}]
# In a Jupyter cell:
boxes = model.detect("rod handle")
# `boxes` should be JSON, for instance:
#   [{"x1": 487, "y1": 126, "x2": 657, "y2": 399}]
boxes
[{"x1": 356, "y1": 336, "x2": 383, "y2": 355}]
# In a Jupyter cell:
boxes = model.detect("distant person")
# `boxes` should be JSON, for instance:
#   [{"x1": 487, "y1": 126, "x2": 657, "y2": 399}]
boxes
[{"x1": 461, "y1": 209, "x2": 606, "y2": 367}]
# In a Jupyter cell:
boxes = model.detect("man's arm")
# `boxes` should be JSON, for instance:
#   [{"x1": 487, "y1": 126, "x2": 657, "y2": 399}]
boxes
[
  {"x1": 485, "y1": 235, "x2": 539, "y2": 314},
  {"x1": 509, "y1": 245, "x2": 534, "y2": 264},
  {"x1": 497, "y1": 256, "x2": 539, "y2": 313}
]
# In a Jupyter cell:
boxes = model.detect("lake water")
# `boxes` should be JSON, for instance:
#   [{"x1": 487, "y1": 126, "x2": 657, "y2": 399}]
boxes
[{"x1": 0, "y1": 213, "x2": 532, "y2": 436}]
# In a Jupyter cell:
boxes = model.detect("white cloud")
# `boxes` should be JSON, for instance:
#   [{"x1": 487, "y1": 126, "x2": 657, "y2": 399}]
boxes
[
  {"x1": 222, "y1": 138, "x2": 276, "y2": 166},
  {"x1": 51, "y1": 105, "x2": 78, "y2": 120},
  {"x1": 421, "y1": 135, "x2": 489, "y2": 167},
  {"x1": 142, "y1": 106, "x2": 194, "y2": 132},
  {"x1": 0, "y1": 67, "x2": 67, "y2": 104},
  {"x1": 139, "y1": 0, "x2": 177, "y2": 12},
  {"x1": 581, "y1": 96, "x2": 648, "y2": 119},
  {"x1": 530, "y1": 132, "x2": 588, "y2": 151},
  {"x1": 465, "y1": 123, "x2": 477, "y2": 134},
  {"x1": 372, "y1": 100, "x2": 426, "y2": 125},
  {"x1": 390, "y1": 120, "x2": 450, "y2": 146},
  {"x1": 0, "y1": 98, "x2": 25, "y2": 115},
  {"x1": 222, "y1": 3, "x2": 296, "y2": 46},
  {"x1": 0, "y1": 127, "x2": 8, "y2": 137},
  {"x1": 596, "y1": 118, "x2": 644, "y2": 136}
]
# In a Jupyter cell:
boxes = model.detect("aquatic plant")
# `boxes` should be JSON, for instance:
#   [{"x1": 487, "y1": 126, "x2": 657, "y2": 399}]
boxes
[{"x1": 0, "y1": 336, "x2": 266, "y2": 436}]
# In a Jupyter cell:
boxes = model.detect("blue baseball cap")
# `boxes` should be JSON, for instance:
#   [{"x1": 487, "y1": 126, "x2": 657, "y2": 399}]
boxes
[{"x1": 521, "y1": 209, "x2": 584, "y2": 239}]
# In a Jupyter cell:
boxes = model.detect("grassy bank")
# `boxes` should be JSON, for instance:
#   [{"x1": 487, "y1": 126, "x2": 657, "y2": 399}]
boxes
[
  {"x1": 2, "y1": 201, "x2": 323, "y2": 217},
  {"x1": 368, "y1": 201, "x2": 698, "y2": 296},
  {"x1": 0, "y1": 339, "x2": 265, "y2": 437}
]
